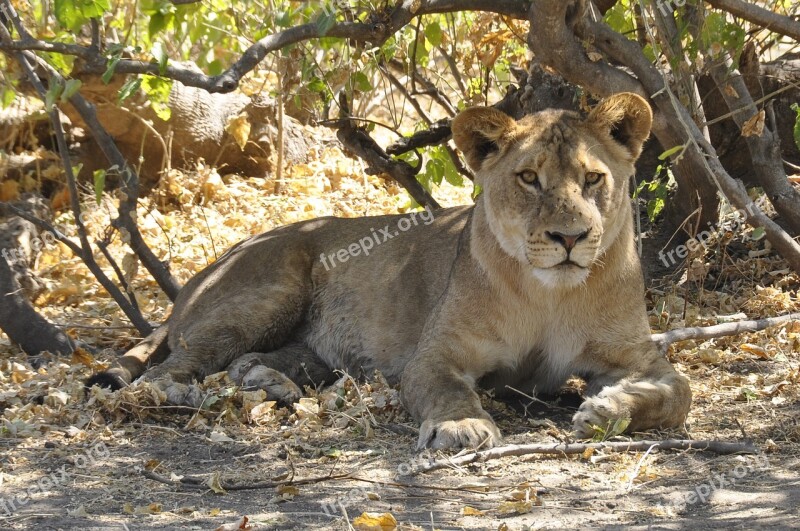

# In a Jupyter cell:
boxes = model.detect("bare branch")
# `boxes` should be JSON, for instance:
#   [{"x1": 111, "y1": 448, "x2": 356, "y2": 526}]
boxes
[
  {"x1": 334, "y1": 120, "x2": 442, "y2": 210},
  {"x1": 652, "y1": 312, "x2": 800, "y2": 351},
  {"x1": 704, "y1": 0, "x2": 800, "y2": 41},
  {"x1": 0, "y1": 1, "x2": 529, "y2": 94},
  {"x1": 405, "y1": 439, "x2": 759, "y2": 476}
]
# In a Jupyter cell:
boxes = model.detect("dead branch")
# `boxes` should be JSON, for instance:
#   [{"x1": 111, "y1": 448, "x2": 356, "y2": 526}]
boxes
[
  {"x1": 1, "y1": 0, "x2": 181, "y2": 301},
  {"x1": 0, "y1": 29, "x2": 153, "y2": 335},
  {"x1": 704, "y1": 0, "x2": 800, "y2": 41},
  {"x1": 0, "y1": 241, "x2": 74, "y2": 357},
  {"x1": 652, "y1": 312, "x2": 800, "y2": 351},
  {"x1": 0, "y1": 1, "x2": 530, "y2": 94},
  {"x1": 405, "y1": 439, "x2": 759, "y2": 476},
  {"x1": 386, "y1": 120, "x2": 453, "y2": 156},
  {"x1": 142, "y1": 468, "x2": 353, "y2": 491},
  {"x1": 333, "y1": 94, "x2": 441, "y2": 209}
]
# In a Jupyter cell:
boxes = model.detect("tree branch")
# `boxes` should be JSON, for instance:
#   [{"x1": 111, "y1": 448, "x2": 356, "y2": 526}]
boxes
[
  {"x1": 0, "y1": 1, "x2": 529, "y2": 94},
  {"x1": 334, "y1": 119, "x2": 441, "y2": 210},
  {"x1": 405, "y1": 439, "x2": 758, "y2": 476},
  {"x1": 704, "y1": 0, "x2": 800, "y2": 42},
  {"x1": 572, "y1": 1, "x2": 800, "y2": 273},
  {"x1": 652, "y1": 312, "x2": 800, "y2": 351}
]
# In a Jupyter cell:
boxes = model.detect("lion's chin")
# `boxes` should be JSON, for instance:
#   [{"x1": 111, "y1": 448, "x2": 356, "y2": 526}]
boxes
[{"x1": 531, "y1": 263, "x2": 590, "y2": 289}]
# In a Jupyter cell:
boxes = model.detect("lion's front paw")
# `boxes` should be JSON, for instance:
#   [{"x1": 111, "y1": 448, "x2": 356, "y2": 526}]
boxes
[
  {"x1": 572, "y1": 395, "x2": 630, "y2": 438},
  {"x1": 417, "y1": 417, "x2": 502, "y2": 450}
]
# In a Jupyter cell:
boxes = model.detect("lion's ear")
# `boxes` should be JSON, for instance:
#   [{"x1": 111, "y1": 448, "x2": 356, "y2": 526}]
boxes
[
  {"x1": 451, "y1": 107, "x2": 516, "y2": 170},
  {"x1": 587, "y1": 93, "x2": 652, "y2": 159}
]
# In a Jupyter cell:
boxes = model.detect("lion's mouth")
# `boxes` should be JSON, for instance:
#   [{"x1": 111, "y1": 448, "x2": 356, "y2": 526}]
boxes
[{"x1": 551, "y1": 259, "x2": 590, "y2": 271}]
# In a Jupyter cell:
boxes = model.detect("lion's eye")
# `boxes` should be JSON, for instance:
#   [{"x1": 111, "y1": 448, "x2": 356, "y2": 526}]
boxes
[
  {"x1": 517, "y1": 170, "x2": 540, "y2": 189},
  {"x1": 585, "y1": 171, "x2": 605, "y2": 187}
]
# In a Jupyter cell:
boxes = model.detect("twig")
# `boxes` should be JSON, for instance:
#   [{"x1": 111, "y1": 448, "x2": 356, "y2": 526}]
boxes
[
  {"x1": 0, "y1": 1, "x2": 529, "y2": 94},
  {"x1": 0, "y1": 17, "x2": 152, "y2": 335},
  {"x1": 404, "y1": 439, "x2": 758, "y2": 476},
  {"x1": 651, "y1": 312, "x2": 800, "y2": 350},
  {"x1": 333, "y1": 94, "x2": 441, "y2": 209},
  {"x1": 703, "y1": 0, "x2": 800, "y2": 41},
  {"x1": 0, "y1": 0, "x2": 181, "y2": 301},
  {"x1": 142, "y1": 468, "x2": 353, "y2": 491}
]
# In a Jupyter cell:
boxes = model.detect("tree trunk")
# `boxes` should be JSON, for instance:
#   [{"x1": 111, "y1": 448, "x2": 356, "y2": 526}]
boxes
[{"x1": 0, "y1": 253, "x2": 73, "y2": 356}]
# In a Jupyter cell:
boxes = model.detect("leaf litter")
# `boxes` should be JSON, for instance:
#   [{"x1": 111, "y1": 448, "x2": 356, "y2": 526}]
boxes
[{"x1": 0, "y1": 127, "x2": 799, "y2": 529}]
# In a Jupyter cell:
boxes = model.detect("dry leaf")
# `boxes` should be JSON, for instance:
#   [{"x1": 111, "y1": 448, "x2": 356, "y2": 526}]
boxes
[
  {"x1": 498, "y1": 500, "x2": 534, "y2": 514},
  {"x1": 462, "y1": 506, "x2": 486, "y2": 516},
  {"x1": 276, "y1": 484, "x2": 300, "y2": 496},
  {"x1": 740, "y1": 343, "x2": 770, "y2": 359},
  {"x1": 71, "y1": 347, "x2": 95, "y2": 368},
  {"x1": 207, "y1": 471, "x2": 226, "y2": 494},
  {"x1": 133, "y1": 502, "x2": 162, "y2": 515},
  {"x1": 225, "y1": 113, "x2": 251, "y2": 151},
  {"x1": 741, "y1": 110, "x2": 765, "y2": 137},
  {"x1": 352, "y1": 512, "x2": 398, "y2": 530},
  {"x1": 215, "y1": 515, "x2": 254, "y2": 531},
  {"x1": 0, "y1": 180, "x2": 20, "y2": 201},
  {"x1": 209, "y1": 431, "x2": 235, "y2": 443}
]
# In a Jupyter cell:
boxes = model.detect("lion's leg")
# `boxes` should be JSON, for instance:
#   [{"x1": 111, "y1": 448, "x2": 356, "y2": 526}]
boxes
[
  {"x1": 402, "y1": 353, "x2": 501, "y2": 450},
  {"x1": 226, "y1": 343, "x2": 335, "y2": 404},
  {"x1": 572, "y1": 346, "x2": 691, "y2": 436},
  {"x1": 138, "y1": 281, "x2": 311, "y2": 398}
]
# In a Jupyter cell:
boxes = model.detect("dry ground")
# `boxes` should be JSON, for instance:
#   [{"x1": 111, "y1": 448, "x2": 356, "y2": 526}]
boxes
[{"x1": 1, "y1": 141, "x2": 799, "y2": 530}]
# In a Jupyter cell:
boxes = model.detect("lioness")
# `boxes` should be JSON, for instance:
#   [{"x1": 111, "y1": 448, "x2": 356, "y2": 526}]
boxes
[{"x1": 89, "y1": 93, "x2": 691, "y2": 449}]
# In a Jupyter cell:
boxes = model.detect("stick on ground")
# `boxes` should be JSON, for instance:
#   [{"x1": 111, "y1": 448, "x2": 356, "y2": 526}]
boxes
[{"x1": 403, "y1": 438, "x2": 759, "y2": 476}]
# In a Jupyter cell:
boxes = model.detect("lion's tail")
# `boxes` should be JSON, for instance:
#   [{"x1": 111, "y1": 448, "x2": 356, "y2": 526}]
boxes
[{"x1": 85, "y1": 323, "x2": 171, "y2": 391}]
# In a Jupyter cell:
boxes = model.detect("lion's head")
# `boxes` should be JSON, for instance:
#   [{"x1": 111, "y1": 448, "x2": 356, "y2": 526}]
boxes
[{"x1": 452, "y1": 93, "x2": 652, "y2": 288}]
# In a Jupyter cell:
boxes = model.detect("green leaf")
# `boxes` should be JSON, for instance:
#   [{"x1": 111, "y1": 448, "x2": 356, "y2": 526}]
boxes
[
  {"x1": 102, "y1": 54, "x2": 121, "y2": 84},
  {"x1": 0, "y1": 87, "x2": 16, "y2": 109},
  {"x1": 117, "y1": 77, "x2": 142, "y2": 103},
  {"x1": 80, "y1": 0, "x2": 110, "y2": 19},
  {"x1": 54, "y1": 0, "x2": 84, "y2": 31},
  {"x1": 647, "y1": 197, "x2": 665, "y2": 222},
  {"x1": 350, "y1": 71, "x2": 372, "y2": 92},
  {"x1": 60, "y1": 79, "x2": 82, "y2": 102},
  {"x1": 750, "y1": 227, "x2": 766, "y2": 241},
  {"x1": 141, "y1": 75, "x2": 172, "y2": 121},
  {"x1": 424, "y1": 21, "x2": 443, "y2": 47},
  {"x1": 44, "y1": 80, "x2": 63, "y2": 112},
  {"x1": 658, "y1": 144, "x2": 686, "y2": 161},
  {"x1": 791, "y1": 103, "x2": 800, "y2": 152},
  {"x1": 93, "y1": 169, "x2": 106, "y2": 205},
  {"x1": 472, "y1": 183, "x2": 483, "y2": 200},
  {"x1": 443, "y1": 157, "x2": 463, "y2": 187},
  {"x1": 425, "y1": 157, "x2": 444, "y2": 187},
  {"x1": 316, "y1": 11, "x2": 336, "y2": 36},
  {"x1": 151, "y1": 42, "x2": 169, "y2": 75}
]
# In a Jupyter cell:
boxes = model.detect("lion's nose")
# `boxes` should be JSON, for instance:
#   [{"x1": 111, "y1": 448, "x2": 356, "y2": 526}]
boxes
[{"x1": 545, "y1": 230, "x2": 589, "y2": 252}]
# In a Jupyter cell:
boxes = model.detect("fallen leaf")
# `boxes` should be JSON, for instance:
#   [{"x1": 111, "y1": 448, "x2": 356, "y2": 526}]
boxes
[
  {"x1": 71, "y1": 347, "x2": 95, "y2": 368},
  {"x1": 740, "y1": 343, "x2": 770, "y2": 359},
  {"x1": 498, "y1": 500, "x2": 534, "y2": 514},
  {"x1": 215, "y1": 515, "x2": 254, "y2": 531},
  {"x1": 208, "y1": 471, "x2": 226, "y2": 494},
  {"x1": 353, "y1": 511, "x2": 398, "y2": 530},
  {"x1": 462, "y1": 506, "x2": 486, "y2": 516},
  {"x1": 209, "y1": 431, "x2": 234, "y2": 443},
  {"x1": 133, "y1": 502, "x2": 162, "y2": 515}
]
